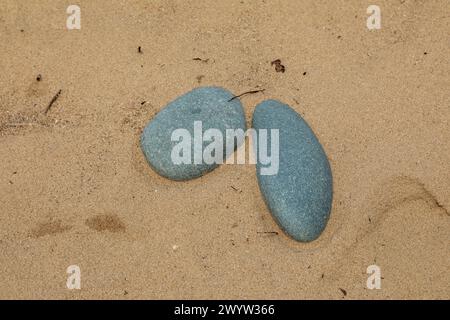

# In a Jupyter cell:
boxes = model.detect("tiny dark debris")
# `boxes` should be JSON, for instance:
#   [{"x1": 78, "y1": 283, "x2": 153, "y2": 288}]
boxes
[
  {"x1": 138, "y1": 46, "x2": 142, "y2": 53},
  {"x1": 196, "y1": 75, "x2": 205, "y2": 83},
  {"x1": 36, "y1": 74, "x2": 42, "y2": 82},
  {"x1": 303, "y1": 71, "x2": 307, "y2": 76},
  {"x1": 271, "y1": 59, "x2": 285, "y2": 73},
  {"x1": 424, "y1": 52, "x2": 428, "y2": 55},
  {"x1": 339, "y1": 288, "x2": 347, "y2": 296}
]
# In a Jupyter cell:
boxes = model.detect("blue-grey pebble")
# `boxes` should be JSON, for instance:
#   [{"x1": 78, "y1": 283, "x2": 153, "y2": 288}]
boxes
[
  {"x1": 252, "y1": 100, "x2": 333, "y2": 242},
  {"x1": 140, "y1": 87, "x2": 246, "y2": 180}
]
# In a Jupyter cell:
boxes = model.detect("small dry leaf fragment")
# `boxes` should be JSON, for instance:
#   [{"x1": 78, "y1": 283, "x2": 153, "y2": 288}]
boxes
[{"x1": 271, "y1": 59, "x2": 285, "y2": 73}]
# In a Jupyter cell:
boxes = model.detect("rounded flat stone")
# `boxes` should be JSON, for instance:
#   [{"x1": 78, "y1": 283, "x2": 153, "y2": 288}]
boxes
[
  {"x1": 140, "y1": 87, "x2": 246, "y2": 180},
  {"x1": 252, "y1": 100, "x2": 333, "y2": 242}
]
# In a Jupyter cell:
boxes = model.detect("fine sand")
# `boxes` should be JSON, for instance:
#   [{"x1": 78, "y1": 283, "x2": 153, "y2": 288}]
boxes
[{"x1": 0, "y1": 0, "x2": 449, "y2": 299}]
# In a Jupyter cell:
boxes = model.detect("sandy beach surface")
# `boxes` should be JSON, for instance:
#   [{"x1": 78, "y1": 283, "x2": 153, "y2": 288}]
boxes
[{"x1": 0, "y1": 0, "x2": 449, "y2": 299}]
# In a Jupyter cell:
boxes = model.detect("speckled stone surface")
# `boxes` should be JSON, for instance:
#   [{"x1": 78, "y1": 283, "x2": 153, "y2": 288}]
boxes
[
  {"x1": 140, "y1": 87, "x2": 246, "y2": 180},
  {"x1": 252, "y1": 100, "x2": 333, "y2": 242}
]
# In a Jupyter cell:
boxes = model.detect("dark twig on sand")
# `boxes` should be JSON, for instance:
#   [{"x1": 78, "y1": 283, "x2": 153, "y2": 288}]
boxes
[
  {"x1": 257, "y1": 231, "x2": 279, "y2": 235},
  {"x1": 44, "y1": 89, "x2": 62, "y2": 114},
  {"x1": 230, "y1": 185, "x2": 243, "y2": 193},
  {"x1": 339, "y1": 288, "x2": 347, "y2": 297},
  {"x1": 228, "y1": 89, "x2": 265, "y2": 102},
  {"x1": 192, "y1": 57, "x2": 209, "y2": 63}
]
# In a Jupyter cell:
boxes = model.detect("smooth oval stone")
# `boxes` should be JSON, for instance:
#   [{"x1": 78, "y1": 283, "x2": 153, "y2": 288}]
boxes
[
  {"x1": 140, "y1": 87, "x2": 246, "y2": 180},
  {"x1": 252, "y1": 100, "x2": 332, "y2": 242}
]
